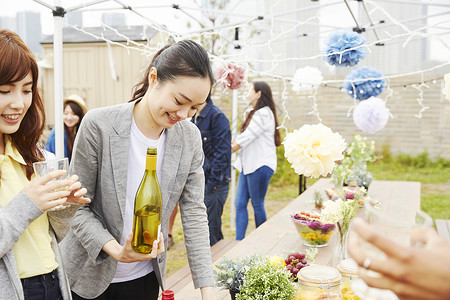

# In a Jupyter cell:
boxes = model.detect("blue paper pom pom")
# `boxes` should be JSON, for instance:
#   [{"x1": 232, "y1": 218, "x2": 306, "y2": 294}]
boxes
[
  {"x1": 323, "y1": 30, "x2": 368, "y2": 67},
  {"x1": 343, "y1": 67, "x2": 386, "y2": 100}
]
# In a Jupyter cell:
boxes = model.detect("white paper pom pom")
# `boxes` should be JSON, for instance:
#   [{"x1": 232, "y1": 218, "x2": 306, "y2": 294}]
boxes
[
  {"x1": 353, "y1": 97, "x2": 390, "y2": 134},
  {"x1": 291, "y1": 66, "x2": 323, "y2": 93}
]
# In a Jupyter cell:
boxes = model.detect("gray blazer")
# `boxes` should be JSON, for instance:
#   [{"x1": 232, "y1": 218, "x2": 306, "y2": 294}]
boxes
[{"x1": 60, "y1": 102, "x2": 213, "y2": 298}]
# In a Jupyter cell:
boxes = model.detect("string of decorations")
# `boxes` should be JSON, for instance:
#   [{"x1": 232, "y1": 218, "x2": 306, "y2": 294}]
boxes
[{"x1": 58, "y1": 0, "x2": 449, "y2": 131}]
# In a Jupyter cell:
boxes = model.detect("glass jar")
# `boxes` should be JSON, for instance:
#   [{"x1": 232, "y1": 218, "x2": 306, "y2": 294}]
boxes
[
  {"x1": 337, "y1": 259, "x2": 361, "y2": 300},
  {"x1": 295, "y1": 264, "x2": 343, "y2": 300}
]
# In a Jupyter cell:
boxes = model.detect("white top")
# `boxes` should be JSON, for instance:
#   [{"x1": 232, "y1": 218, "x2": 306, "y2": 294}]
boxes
[
  {"x1": 234, "y1": 106, "x2": 277, "y2": 175},
  {"x1": 112, "y1": 117, "x2": 166, "y2": 283}
]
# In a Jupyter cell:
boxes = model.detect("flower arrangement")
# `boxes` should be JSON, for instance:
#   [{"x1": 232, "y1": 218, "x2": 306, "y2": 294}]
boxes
[
  {"x1": 291, "y1": 211, "x2": 335, "y2": 247},
  {"x1": 291, "y1": 66, "x2": 323, "y2": 93},
  {"x1": 214, "y1": 255, "x2": 262, "y2": 294},
  {"x1": 217, "y1": 62, "x2": 246, "y2": 90},
  {"x1": 236, "y1": 257, "x2": 297, "y2": 300},
  {"x1": 320, "y1": 198, "x2": 360, "y2": 267},
  {"x1": 353, "y1": 97, "x2": 390, "y2": 134},
  {"x1": 343, "y1": 66, "x2": 386, "y2": 100},
  {"x1": 283, "y1": 124, "x2": 347, "y2": 178},
  {"x1": 326, "y1": 186, "x2": 368, "y2": 206},
  {"x1": 330, "y1": 134, "x2": 376, "y2": 189},
  {"x1": 322, "y1": 30, "x2": 368, "y2": 67}
]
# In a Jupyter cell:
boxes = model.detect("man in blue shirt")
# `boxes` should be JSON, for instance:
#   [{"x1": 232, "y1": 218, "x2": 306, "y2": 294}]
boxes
[{"x1": 192, "y1": 95, "x2": 231, "y2": 246}]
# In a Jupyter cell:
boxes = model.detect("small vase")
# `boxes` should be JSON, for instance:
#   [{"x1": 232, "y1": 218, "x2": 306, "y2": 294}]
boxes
[
  {"x1": 329, "y1": 220, "x2": 350, "y2": 268},
  {"x1": 230, "y1": 289, "x2": 238, "y2": 300}
]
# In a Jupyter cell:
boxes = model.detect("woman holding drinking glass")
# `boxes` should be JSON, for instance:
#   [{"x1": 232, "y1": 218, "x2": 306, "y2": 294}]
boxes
[{"x1": 0, "y1": 29, "x2": 90, "y2": 300}]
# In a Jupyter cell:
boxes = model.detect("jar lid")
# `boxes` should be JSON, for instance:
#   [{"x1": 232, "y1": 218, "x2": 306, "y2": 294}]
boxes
[
  {"x1": 337, "y1": 258, "x2": 359, "y2": 278},
  {"x1": 298, "y1": 264, "x2": 342, "y2": 287}
]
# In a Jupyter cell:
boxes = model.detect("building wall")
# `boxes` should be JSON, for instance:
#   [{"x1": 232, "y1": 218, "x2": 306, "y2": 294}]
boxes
[
  {"x1": 212, "y1": 75, "x2": 449, "y2": 159},
  {"x1": 41, "y1": 37, "x2": 165, "y2": 126}
]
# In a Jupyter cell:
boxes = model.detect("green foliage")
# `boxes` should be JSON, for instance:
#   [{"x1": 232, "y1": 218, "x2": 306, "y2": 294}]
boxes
[
  {"x1": 271, "y1": 135, "x2": 299, "y2": 186},
  {"x1": 236, "y1": 257, "x2": 296, "y2": 300},
  {"x1": 214, "y1": 255, "x2": 262, "y2": 293}
]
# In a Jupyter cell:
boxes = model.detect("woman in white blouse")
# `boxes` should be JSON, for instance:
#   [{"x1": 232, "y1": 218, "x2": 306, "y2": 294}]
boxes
[{"x1": 231, "y1": 81, "x2": 281, "y2": 240}]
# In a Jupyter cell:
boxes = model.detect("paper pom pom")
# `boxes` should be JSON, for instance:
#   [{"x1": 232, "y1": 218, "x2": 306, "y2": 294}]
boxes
[
  {"x1": 353, "y1": 97, "x2": 390, "y2": 134},
  {"x1": 283, "y1": 124, "x2": 347, "y2": 178},
  {"x1": 343, "y1": 67, "x2": 386, "y2": 100},
  {"x1": 216, "y1": 62, "x2": 246, "y2": 90},
  {"x1": 291, "y1": 66, "x2": 323, "y2": 93},
  {"x1": 323, "y1": 30, "x2": 368, "y2": 67}
]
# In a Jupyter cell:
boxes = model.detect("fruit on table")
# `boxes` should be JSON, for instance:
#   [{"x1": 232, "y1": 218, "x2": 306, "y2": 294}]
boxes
[
  {"x1": 291, "y1": 212, "x2": 335, "y2": 246},
  {"x1": 284, "y1": 252, "x2": 309, "y2": 281},
  {"x1": 269, "y1": 255, "x2": 286, "y2": 268}
]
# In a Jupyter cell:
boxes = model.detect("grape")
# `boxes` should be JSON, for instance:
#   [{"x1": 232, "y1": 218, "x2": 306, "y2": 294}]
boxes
[
  {"x1": 298, "y1": 253, "x2": 306, "y2": 260},
  {"x1": 285, "y1": 258, "x2": 290, "y2": 265},
  {"x1": 301, "y1": 259, "x2": 307, "y2": 265}
]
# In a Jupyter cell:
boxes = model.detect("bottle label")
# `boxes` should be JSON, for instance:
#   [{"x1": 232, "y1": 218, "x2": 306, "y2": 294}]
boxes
[{"x1": 146, "y1": 156, "x2": 157, "y2": 170}]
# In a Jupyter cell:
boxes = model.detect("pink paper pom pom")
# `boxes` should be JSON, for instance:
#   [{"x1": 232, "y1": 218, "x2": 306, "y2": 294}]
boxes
[{"x1": 217, "y1": 62, "x2": 246, "y2": 90}]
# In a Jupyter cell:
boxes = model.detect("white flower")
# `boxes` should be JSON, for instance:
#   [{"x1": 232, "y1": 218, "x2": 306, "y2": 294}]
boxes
[
  {"x1": 291, "y1": 66, "x2": 323, "y2": 93},
  {"x1": 283, "y1": 124, "x2": 347, "y2": 178},
  {"x1": 320, "y1": 199, "x2": 345, "y2": 224}
]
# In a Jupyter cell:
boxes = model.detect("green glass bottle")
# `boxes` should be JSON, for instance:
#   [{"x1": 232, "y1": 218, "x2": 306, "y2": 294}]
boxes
[{"x1": 132, "y1": 148, "x2": 162, "y2": 253}]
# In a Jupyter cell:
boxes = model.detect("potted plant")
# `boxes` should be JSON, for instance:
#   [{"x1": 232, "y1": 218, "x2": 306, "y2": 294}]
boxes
[
  {"x1": 236, "y1": 256, "x2": 297, "y2": 300},
  {"x1": 214, "y1": 255, "x2": 261, "y2": 299}
]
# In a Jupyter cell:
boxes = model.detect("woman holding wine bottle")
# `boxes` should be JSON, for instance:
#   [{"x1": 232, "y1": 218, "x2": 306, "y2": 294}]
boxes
[
  {"x1": 61, "y1": 40, "x2": 216, "y2": 299},
  {"x1": 0, "y1": 29, "x2": 90, "y2": 300}
]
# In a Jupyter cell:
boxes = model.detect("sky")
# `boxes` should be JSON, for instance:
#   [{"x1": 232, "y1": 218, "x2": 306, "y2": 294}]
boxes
[{"x1": 2, "y1": 0, "x2": 449, "y2": 62}]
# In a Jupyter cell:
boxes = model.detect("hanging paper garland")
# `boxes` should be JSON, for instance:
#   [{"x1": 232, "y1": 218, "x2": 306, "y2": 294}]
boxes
[
  {"x1": 291, "y1": 66, "x2": 323, "y2": 93},
  {"x1": 444, "y1": 73, "x2": 450, "y2": 101},
  {"x1": 216, "y1": 62, "x2": 246, "y2": 90},
  {"x1": 353, "y1": 97, "x2": 390, "y2": 134},
  {"x1": 323, "y1": 30, "x2": 368, "y2": 67},
  {"x1": 343, "y1": 66, "x2": 386, "y2": 100}
]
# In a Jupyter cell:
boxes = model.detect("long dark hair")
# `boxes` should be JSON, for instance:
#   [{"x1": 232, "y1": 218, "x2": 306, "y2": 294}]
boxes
[
  {"x1": 0, "y1": 30, "x2": 45, "y2": 179},
  {"x1": 240, "y1": 81, "x2": 281, "y2": 146},
  {"x1": 64, "y1": 101, "x2": 85, "y2": 161},
  {"x1": 130, "y1": 40, "x2": 214, "y2": 101}
]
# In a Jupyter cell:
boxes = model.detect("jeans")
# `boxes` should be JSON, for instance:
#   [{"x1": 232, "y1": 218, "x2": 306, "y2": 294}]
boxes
[
  {"x1": 235, "y1": 166, "x2": 274, "y2": 240},
  {"x1": 21, "y1": 270, "x2": 63, "y2": 300},
  {"x1": 72, "y1": 271, "x2": 159, "y2": 300},
  {"x1": 205, "y1": 182, "x2": 230, "y2": 246}
]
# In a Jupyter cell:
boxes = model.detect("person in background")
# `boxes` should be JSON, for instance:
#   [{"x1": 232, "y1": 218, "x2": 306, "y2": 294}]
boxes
[
  {"x1": 192, "y1": 94, "x2": 231, "y2": 246},
  {"x1": 232, "y1": 81, "x2": 281, "y2": 241},
  {"x1": 0, "y1": 29, "x2": 90, "y2": 300},
  {"x1": 61, "y1": 40, "x2": 216, "y2": 300},
  {"x1": 349, "y1": 217, "x2": 450, "y2": 300},
  {"x1": 45, "y1": 95, "x2": 87, "y2": 162}
]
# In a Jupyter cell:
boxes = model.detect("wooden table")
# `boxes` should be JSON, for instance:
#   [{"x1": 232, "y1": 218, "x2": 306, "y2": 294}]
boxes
[{"x1": 174, "y1": 179, "x2": 421, "y2": 299}]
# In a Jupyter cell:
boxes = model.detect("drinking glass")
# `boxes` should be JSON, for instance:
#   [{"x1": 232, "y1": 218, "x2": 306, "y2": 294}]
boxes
[
  {"x1": 33, "y1": 158, "x2": 70, "y2": 211},
  {"x1": 351, "y1": 201, "x2": 433, "y2": 300}
]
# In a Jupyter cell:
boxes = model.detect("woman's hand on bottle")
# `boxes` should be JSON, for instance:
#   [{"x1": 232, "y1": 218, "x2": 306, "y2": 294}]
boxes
[
  {"x1": 23, "y1": 170, "x2": 73, "y2": 211},
  {"x1": 105, "y1": 232, "x2": 165, "y2": 263},
  {"x1": 65, "y1": 174, "x2": 91, "y2": 205}
]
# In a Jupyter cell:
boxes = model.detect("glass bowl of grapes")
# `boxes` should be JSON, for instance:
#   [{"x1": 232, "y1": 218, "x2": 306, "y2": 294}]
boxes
[{"x1": 291, "y1": 211, "x2": 335, "y2": 247}]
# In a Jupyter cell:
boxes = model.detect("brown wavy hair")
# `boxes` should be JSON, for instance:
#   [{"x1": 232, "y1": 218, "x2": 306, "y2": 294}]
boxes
[
  {"x1": 240, "y1": 81, "x2": 281, "y2": 146},
  {"x1": 0, "y1": 30, "x2": 45, "y2": 179}
]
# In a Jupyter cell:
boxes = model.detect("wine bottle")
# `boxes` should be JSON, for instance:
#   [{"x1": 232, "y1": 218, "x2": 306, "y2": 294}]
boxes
[
  {"x1": 132, "y1": 148, "x2": 162, "y2": 253},
  {"x1": 162, "y1": 290, "x2": 175, "y2": 300}
]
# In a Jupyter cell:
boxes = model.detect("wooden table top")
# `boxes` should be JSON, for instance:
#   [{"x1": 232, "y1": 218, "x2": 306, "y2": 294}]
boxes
[{"x1": 174, "y1": 178, "x2": 421, "y2": 299}]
